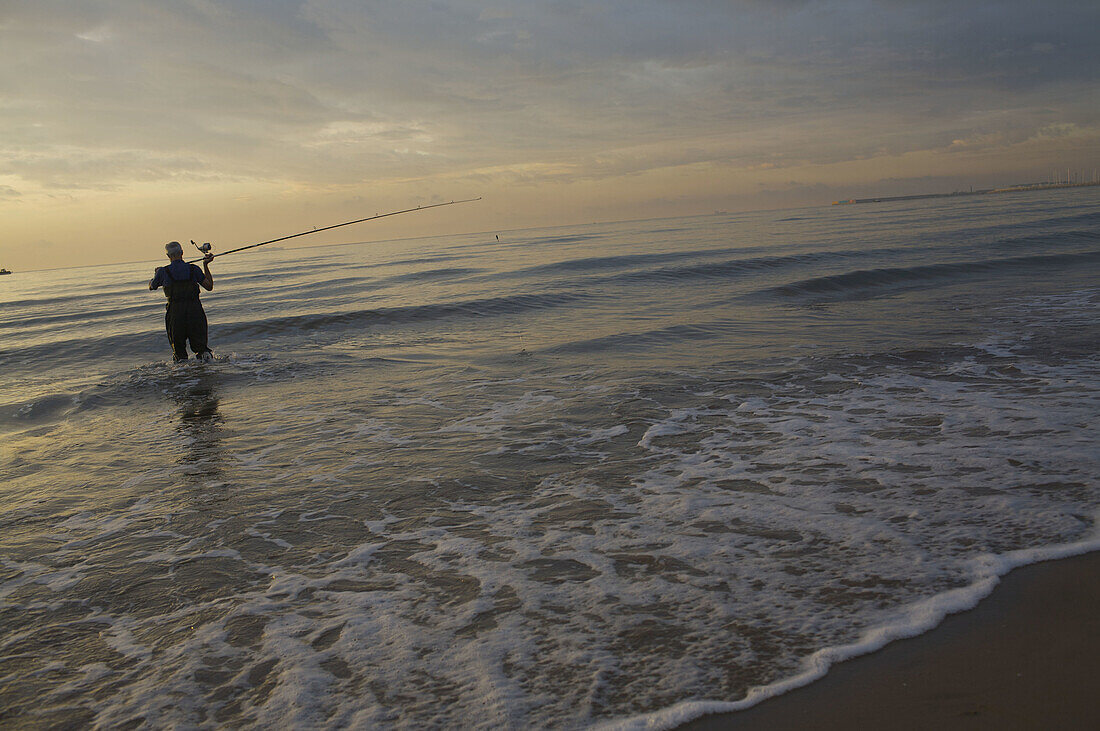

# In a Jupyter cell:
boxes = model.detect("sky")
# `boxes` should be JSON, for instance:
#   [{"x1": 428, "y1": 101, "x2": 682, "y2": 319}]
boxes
[{"x1": 1, "y1": 0, "x2": 1098, "y2": 270}]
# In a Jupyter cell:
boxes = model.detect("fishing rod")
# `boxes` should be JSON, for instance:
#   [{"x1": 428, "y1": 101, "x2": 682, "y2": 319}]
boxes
[{"x1": 186, "y1": 196, "x2": 481, "y2": 263}]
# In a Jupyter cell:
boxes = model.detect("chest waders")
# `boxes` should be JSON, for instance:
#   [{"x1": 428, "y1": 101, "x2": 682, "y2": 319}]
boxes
[{"x1": 163, "y1": 267, "x2": 210, "y2": 361}]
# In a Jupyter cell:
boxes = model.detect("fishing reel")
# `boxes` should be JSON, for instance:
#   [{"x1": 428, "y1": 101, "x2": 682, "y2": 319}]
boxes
[{"x1": 190, "y1": 240, "x2": 213, "y2": 255}]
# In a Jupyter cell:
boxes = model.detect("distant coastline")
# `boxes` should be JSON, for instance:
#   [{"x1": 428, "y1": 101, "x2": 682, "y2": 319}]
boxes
[{"x1": 832, "y1": 179, "x2": 1100, "y2": 206}]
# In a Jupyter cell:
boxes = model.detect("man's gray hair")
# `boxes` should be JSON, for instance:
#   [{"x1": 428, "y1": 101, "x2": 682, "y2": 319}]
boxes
[{"x1": 165, "y1": 241, "x2": 183, "y2": 254}]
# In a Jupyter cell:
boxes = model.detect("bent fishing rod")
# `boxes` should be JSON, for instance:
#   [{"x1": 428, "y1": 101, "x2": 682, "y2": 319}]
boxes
[{"x1": 186, "y1": 196, "x2": 481, "y2": 263}]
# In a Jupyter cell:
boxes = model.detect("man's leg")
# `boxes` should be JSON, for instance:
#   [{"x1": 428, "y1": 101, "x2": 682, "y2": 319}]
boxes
[
  {"x1": 187, "y1": 302, "x2": 212, "y2": 359},
  {"x1": 165, "y1": 306, "x2": 189, "y2": 361}
]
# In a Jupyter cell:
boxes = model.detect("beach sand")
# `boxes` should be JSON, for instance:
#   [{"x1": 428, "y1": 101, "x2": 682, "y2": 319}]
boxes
[{"x1": 680, "y1": 550, "x2": 1100, "y2": 730}]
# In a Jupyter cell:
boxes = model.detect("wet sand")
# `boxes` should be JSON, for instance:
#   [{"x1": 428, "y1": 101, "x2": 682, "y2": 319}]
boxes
[{"x1": 680, "y1": 550, "x2": 1100, "y2": 730}]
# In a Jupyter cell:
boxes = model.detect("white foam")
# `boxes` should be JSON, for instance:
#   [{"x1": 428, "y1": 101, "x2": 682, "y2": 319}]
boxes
[
  {"x1": 575, "y1": 424, "x2": 630, "y2": 445},
  {"x1": 637, "y1": 413, "x2": 696, "y2": 448},
  {"x1": 0, "y1": 559, "x2": 84, "y2": 596},
  {"x1": 438, "y1": 391, "x2": 559, "y2": 434},
  {"x1": 4, "y1": 280, "x2": 1097, "y2": 728},
  {"x1": 94, "y1": 613, "x2": 154, "y2": 663},
  {"x1": 245, "y1": 528, "x2": 294, "y2": 549}
]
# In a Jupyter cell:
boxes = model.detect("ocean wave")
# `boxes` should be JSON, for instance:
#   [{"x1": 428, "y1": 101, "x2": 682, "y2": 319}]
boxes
[
  {"x1": 1, "y1": 392, "x2": 79, "y2": 427},
  {"x1": 251, "y1": 276, "x2": 381, "y2": 299},
  {"x1": 912, "y1": 210, "x2": 1100, "y2": 251},
  {"x1": 0, "y1": 290, "x2": 590, "y2": 369},
  {"x1": 0, "y1": 287, "x2": 149, "y2": 313},
  {"x1": 0, "y1": 354, "x2": 328, "y2": 430},
  {"x1": 479, "y1": 249, "x2": 882, "y2": 291},
  {"x1": 0, "y1": 330, "x2": 161, "y2": 371},
  {"x1": 603, "y1": 250, "x2": 864, "y2": 285},
  {"x1": 984, "y1": 227, "x2": 1100, "y2": 252},
  {"x1": 373, "y1": 267, "x2": 485, "y2": 284},
  {"x1": 219, "y1": 291, "x2": 593, "y2": 337},
  {"x1": 763, "y1": 250, "x2": 1100, "y2": 302},
  {"x1": 523, "y1": 233, "x2": 606, "y2": 246},
  {"x1": 380, "y1": 254, "x2": 465, "y2": 267},
  {"x1": 0, "y1": 302, "x2": 154, "y2": 331},
  {"x1": 546, "y1": 320, "x2": 740, "y2": 354},
  {"x1": 489, "y1": 249, "x2": 733, "y2": 278}
]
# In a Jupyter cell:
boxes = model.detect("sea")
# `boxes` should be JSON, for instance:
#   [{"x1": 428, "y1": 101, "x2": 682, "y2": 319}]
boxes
[{"x1": 2, "y1": 188, "x2": 1099, "y2": 729}]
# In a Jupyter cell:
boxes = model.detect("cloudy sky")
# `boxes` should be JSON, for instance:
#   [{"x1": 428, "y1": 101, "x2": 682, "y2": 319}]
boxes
[{"x1": 2, "y1": 0, "x2": 1098, "y2": 270}]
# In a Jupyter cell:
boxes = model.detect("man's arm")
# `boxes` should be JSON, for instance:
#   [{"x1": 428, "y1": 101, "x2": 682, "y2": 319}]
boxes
[
  {"x1": 200, "y1": 254, "x2": 213, "y2": 291},
  {"x1": 149, "y1": 267, "x2": 163, "y2": 290}
]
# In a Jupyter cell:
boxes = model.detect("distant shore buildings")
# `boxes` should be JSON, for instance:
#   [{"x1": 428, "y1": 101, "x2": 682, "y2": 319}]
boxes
[{"x1": 833, "y1": 175, "x2": 1100, "y2": 206}]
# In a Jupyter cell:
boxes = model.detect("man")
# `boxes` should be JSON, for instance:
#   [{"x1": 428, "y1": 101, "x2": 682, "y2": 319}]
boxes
[{"x1": 149, "y1": 241, "x2": 215, "y2": 362}]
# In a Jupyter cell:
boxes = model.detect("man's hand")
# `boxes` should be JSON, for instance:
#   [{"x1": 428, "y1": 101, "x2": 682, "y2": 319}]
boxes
[{"x1": 201, "y1": 255, "x2": 214, "y2": 291}]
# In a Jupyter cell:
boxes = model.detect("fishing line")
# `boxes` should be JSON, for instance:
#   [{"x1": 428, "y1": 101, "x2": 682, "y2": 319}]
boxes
[{"x1": 185, "y1": 197, "x2": 481, "y2": 263}]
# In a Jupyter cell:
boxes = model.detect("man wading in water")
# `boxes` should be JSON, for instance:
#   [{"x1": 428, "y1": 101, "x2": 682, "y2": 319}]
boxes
[{"x1": 149, "y1": 241, "x2": 215, "y2": 362}]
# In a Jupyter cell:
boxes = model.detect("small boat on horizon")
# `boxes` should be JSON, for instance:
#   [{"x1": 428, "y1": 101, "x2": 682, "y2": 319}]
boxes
[{"x1": 0, "y1": 268, "x2": 12, "y2": 275}]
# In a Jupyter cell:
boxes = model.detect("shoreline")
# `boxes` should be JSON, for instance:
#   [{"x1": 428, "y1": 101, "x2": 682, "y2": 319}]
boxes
[{"x1": 675, "y1": 550, "x2": 1100, "y2": 730}]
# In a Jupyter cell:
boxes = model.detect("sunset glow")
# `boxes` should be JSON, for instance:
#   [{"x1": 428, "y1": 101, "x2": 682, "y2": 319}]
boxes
[{"x1": 2, "y1": 1, "x2": 1098, "y2": 270}]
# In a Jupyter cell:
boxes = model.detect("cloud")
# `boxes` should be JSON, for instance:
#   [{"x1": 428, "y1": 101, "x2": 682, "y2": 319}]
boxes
[
  {"x1": 0, "y1": 0, "x2": 1096, "y2": 199},
  {"x1": 1034, "y1": 122, "x2": 1087, "y2": 139},
  {"x1": 0, "y1": 148, "x2": 221, "y2": 189}
]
